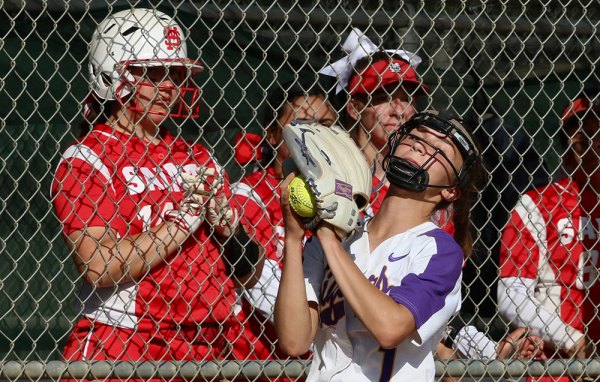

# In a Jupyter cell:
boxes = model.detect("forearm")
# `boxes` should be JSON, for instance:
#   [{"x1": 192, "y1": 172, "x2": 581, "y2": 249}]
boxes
[
  {"x1": 76, "y1": 222, "x2": 189, "y2": 287},
  {"x1": 274, "y1": 237, "x2": 316, "y2": 356},
  {"x1": 318, "y1": 230, "x2": 415, "y2": 348},
  {"x1": 498, "y1": 277, "x2": 584, "y2": 353}
]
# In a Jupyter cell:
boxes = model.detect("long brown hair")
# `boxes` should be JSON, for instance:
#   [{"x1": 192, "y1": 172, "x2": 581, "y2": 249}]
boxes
[{"x1": 436, "y1": 132, "x2": 487, "y2": 258}]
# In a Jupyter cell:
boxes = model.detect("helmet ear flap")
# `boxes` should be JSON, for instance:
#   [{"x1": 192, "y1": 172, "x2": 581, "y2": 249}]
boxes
[
  {"x1": 112, "y1": 65, "x2": 137, "y2": 101},
  {"x1": 90, "y1": 62, "x2": 135, "y2": 102}
]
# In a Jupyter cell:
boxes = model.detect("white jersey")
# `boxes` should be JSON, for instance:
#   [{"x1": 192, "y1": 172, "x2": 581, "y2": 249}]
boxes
[{"x1": 303, "y1": 221, "x2": 463, "y2": 382}]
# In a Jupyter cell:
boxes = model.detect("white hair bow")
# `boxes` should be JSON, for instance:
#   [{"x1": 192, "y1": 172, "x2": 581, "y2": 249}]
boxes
[{"x1": 319, "y1": 27, "x2": 423, "y2": 94}]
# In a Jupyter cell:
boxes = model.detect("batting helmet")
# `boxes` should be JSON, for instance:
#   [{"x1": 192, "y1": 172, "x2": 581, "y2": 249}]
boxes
[{"x1": 89, "y1": 8, "x2": 203, "y2": 117}]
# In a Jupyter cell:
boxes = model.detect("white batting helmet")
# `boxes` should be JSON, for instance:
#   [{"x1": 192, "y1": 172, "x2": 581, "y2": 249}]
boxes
[{"x1": 89, "y1": 8, "x2": 203, "y2": 116}]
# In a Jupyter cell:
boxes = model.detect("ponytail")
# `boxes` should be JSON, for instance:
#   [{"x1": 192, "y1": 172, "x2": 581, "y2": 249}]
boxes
[{"x1": 451, "y1": 191, "x2": 475, "y2": 257}]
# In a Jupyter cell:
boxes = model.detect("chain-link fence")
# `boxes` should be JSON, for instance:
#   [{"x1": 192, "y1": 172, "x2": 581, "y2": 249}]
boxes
[{"x1": 1, "y1": 0, "x2": 599, "y2": 380}]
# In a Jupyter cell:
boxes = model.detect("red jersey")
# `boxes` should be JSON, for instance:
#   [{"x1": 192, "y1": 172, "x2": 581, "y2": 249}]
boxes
[
  {"x1": 363, "y1": 174, "x2": 388, "y2": 219},
  {"x1": 500, "y1": 177, "x2": 600, "y2": 340},
  {"x1": 52, "y1": 125, "x2": 236, "y2": 332},
  {"x1": 229, "y1": 167, "x2": 290, "y2": 362},
  {"x1": 233, "y1": 167, "x2": 284, "y2": 263}
]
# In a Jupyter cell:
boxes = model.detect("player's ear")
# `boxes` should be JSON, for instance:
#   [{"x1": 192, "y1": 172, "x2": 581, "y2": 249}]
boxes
[
  {"x1": 441, "y1": 186, "x2": 461, "y2": 203},
  {"x1": 267, "y1": 125, "x2": 282, "y2": 146},
  {"x1": 346, "y1": 99, "x2": 361, "y2": 122}
]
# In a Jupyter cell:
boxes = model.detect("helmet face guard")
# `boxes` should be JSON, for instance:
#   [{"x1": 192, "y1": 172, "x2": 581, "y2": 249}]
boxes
[
  {"x1": 115, "y1": 60, "x2": 201, "y2": 119},
  {"x1": 383, "y1": 111, "x2": 479, "y2": 192}
]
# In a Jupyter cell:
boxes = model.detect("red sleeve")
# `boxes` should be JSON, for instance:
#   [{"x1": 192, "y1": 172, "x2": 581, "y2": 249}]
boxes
[
  {"x1": 52, "y1": 158, "x2": 124, "y2": 235},
  {"x1": 231, "y1": 192, "x2": 277, "y2": 255},
  {"x1": 499, "y1": 198, "x2": 541, "y2": 279}
]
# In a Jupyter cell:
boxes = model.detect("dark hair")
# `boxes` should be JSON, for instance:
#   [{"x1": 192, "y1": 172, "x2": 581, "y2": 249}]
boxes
[
  {"x1": 78, "y1": 94, "x2": 117, "y2": 137},
  {"x1": 249, "y1": 76, "x2": 332, "y2": 167},
  {"x1": 262, "y1": 76, "x2": 330, "y2": 130}
]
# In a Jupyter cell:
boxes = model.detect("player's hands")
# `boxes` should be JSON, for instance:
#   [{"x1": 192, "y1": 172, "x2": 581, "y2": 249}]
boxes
[
  {"x1": 316, "y1": 222, "x2": 344, "y2": 243},
  {"x1": 164, "y1": 198, "x2": 205, "y2": 235},
  {"x1": 181, "y1": 166, "x2": 239, "y2": 238},
  {"x1": 497, "y1": 328, "x2": 546, "y2": 360},
  {"x1": 280, "y1": 172, "x2": 307, "y2": 243},
  {"x1": 567, "y1": 336, "x2": 592, "y2": 359},
  {"x1": 205, "y1": 193, "x2": 239, "y2": 237}
]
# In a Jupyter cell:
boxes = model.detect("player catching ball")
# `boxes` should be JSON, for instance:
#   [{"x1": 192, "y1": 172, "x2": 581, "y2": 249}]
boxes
[{"x1": 275, "y1": 111, "x2": 484, "y2": 381}]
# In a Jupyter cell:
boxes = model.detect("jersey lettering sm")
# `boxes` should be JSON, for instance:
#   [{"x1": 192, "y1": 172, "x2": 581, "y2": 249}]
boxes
[{"x1": 52, "y1": 125, "x2": 236, "y2": 332}]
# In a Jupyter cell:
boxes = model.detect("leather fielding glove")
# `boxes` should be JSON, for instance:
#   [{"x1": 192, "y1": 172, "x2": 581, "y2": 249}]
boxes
[{"x1": 282, "y1": 121, "x2": 372, "y2": 238}]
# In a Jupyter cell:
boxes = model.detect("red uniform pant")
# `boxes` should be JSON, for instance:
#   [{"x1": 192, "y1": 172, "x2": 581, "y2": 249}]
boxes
[{"x1": 62, "y1": 317, "x2": 229, "y2": 381}]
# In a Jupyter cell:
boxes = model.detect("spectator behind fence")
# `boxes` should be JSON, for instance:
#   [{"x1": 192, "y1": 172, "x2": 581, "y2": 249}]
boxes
[
  {"x1": 498, "y1": 86, "x2": 600, "y2": 381},
  {"x1": 275, "y1": 110, "x2": 485, "y2": 381},
  {"x1": 320, "y1": 28, "x2": 428, "y2": 221},
  {"x1": 51, "y1": 8, "x2": 260, "y2": 380},
  {"x1": 227, "y1": 77, "x2": 336, "y2": 378}
]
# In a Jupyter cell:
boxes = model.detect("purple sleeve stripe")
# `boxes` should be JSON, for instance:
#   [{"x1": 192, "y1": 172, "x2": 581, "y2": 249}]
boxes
[
  {"x1": 393, "y1": 293, "x2": 425, "y2": 326},
  {"x1": 388, "y1": 230, "x2": 463, "y2": 329}
]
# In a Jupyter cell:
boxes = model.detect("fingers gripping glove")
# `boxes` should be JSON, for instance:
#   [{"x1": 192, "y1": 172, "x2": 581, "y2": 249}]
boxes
[
  {"x1": 282, "y1": 121, "x2": 372, "y2": 237},
  {"x1": 164, "y1": 199, "x2": 205, "y2": 234},
  {"x1": 180, "y1": 167, "x2": 239, "y2": 238}
]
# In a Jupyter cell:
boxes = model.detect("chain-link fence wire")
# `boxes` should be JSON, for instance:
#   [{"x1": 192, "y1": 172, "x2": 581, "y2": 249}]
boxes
[{"x1": 0, "y1": 0, "x2": 598, "y2": 380}]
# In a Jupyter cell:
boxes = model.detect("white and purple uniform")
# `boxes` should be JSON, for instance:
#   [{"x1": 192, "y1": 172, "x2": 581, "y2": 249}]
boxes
[{"x1": 303, "y1": 221, "x2": 463, "y2": 382}]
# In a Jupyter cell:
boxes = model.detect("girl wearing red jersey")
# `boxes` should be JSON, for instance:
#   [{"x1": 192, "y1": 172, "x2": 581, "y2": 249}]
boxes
[
  {"x1": 52, "y1": 8, "x2": 258, "y2": 379},
  {"x1": 499, "y1": 88, "x2": 600, "y2": 381},
  {"x1": 229, "y1": 78, "x2": 336, "y2": 379},
  {"x1": 319, "y1": 28, "x2": 429, "y2": 222}
]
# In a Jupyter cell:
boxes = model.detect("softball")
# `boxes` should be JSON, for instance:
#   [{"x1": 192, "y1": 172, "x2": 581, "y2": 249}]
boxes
[{"x1": 288, "y1": 176, "x2": 317, "y2": 218}]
